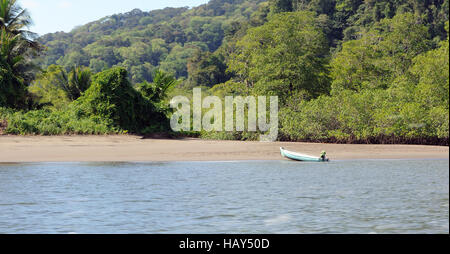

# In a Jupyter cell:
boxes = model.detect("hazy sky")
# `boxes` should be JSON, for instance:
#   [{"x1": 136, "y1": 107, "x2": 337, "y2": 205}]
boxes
[{"x1": 19, "y1": 0, "x2": 210, "y2": 36}]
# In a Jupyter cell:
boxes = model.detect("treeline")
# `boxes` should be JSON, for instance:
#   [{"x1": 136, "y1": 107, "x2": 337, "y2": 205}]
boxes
[
  {"x1": 202, "y1": 7, "x2": 449, "y2": 145},
  {"x1": 200, "y1": 0, "x2": 449, "y2": 145},
  {"x1": 0, "y1": 0, "x2": 449, "y2": 145}
]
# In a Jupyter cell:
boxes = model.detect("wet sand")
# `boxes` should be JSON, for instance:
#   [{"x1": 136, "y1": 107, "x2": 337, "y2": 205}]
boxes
[{"x1": 0, "y1": 135, "x2": 448, "y2": 163}]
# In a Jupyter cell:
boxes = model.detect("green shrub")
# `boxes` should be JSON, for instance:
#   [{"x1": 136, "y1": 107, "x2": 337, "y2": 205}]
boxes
[
  {"x1": 73, "y1": 67, "x2": 169, "y2": 133},
  {"x1": 1, "y1": 67, "x2": 170, "y2": 135}
]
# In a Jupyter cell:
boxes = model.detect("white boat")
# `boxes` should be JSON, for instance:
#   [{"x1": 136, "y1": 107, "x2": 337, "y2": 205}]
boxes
[{"x1": 280, "y1": 147, "x2": 329, "y2": 162}]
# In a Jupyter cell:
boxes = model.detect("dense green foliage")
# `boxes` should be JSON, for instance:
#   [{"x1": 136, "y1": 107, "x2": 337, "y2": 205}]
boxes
[
  {"x1": 269, "y1": 0, "x2": 449, "y2": 46},
  {"x1": 1, "y1": 0, "x2": 448, "y2": 144},
  {"x1": 278, "y1": 14, "x2": 449, "y2": 145},
  {"x1": 1, "y1": 107, "x2": 115, "y2": 135},
  {"x1": 228, "y1": 11, "x2": 330, "y2": 101},
  {"x1": 74, "y1": 67, "x2": 168, "y2": 133},
  {"x1": 1, "y1": 67, "x2": 170, "y2": 135},
  {"x1": 38, "y1": 0, "x2": 267, "y2": 84},
  {"x1": 29, "y1": 65, "x2": 92, "y2": 109},
  {"x1": 207, "y1": 0, "x2": 448, "y2": 144},
  {"x1": 136, "y1": 69, "x2": 179, "y2": 104},
  {"x1": 36, "y1": 0, "x2": 449, "y2": 88}
]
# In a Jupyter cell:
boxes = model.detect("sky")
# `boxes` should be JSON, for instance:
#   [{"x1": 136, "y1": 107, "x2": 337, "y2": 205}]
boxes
[{"x1": 19, "y1": 0, "x2": 210, "y2": 36}]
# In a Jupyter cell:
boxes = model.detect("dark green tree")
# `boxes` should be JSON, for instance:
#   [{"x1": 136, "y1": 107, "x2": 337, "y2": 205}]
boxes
[
  {"x1": 186, "y1": 50, "x2": 230, "y2": 88},
  {"x1": 0, "y1": 0, "x2": 41, "y2": 108},
  {"x1": 228, "y1": 11, "x2": 330, "y2": 101}
]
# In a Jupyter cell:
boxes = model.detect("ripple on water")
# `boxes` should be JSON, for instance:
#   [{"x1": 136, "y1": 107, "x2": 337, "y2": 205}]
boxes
[{"x1": 0, "y1": 160, "x2": 448, "y2": 234}]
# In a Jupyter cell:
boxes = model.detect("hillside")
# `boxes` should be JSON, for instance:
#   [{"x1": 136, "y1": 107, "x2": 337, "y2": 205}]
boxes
[
  {"x1": 37, "y1": 0, "x2": 268, "y2": 84},
  {"x1": 1, "y1": 0, "x2": 448, "y2": 144},
  {"x1": 37, "y1": 0, "x2": 449, "y2": 86}
]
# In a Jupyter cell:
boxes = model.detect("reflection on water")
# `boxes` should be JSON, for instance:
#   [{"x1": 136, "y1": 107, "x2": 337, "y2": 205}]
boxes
[{"x1": 0, "y1": 160, "x2": 448, "y2": 234}]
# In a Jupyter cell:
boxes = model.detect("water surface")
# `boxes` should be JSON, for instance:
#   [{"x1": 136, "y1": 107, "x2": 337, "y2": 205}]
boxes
[{"x1": 0, "y1": 160, "x2": 448, "y2": 234}]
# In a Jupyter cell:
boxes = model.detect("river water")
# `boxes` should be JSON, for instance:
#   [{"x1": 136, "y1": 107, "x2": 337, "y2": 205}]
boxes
[{"x1": 0, "y1": 160, "x2": 448, "y2": 234}]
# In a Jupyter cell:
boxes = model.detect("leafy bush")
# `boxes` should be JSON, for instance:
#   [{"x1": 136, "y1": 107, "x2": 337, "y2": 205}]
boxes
[
  {"x1": 2, "y1": 67, "x2": 170, "y2": 135},
  {"x1": 74, "y1": 67, "x2": 169, "y2": 133},
  {"x1": 3, "y1": 108, "x2": 116, "y2": 135}
]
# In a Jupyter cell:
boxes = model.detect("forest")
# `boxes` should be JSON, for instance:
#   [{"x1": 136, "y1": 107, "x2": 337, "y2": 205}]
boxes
[{"x1": 0, "y1": 0, "x2": 449, "y2": 145}]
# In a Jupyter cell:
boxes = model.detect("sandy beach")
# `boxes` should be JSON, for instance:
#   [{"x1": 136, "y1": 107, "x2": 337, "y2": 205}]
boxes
[{"x1": 0, "y1": 135, "x2": 448, "y2": 163}]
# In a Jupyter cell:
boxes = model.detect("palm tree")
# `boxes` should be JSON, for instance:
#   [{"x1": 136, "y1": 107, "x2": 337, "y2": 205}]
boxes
[
  {"x1": 152, "y1": 69, "x2": 179, "y2": 96},
  {"x1": 1, "y1": 0, "x2": 31, "y2": 33},
  {"x1": 136, "y1": 69, "x2": 179, "y2": 103},
  {"x1": 40, "y1": 65, "x2": 92, "y2": 101},
  {"x1": 0, "y1": 0, "x2": 41, "y2": 108},
  {"x1": 0, "y1": 0, "x2": 39, "y2": 46},
  {"x1": 0, "y1": 28, "x2": 25, "y2": 76},
  {"x1": 0, "y1": 28, "x2": 28, "y2": 107},
  {"x1": 67, "y1": 66, "x2": 92, "y2": 100}
]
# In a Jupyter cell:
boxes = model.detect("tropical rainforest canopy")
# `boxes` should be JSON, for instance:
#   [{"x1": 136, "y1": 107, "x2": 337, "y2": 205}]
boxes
[{"x1": 0, "y1": 0, "x2": 449, "y2": 145}]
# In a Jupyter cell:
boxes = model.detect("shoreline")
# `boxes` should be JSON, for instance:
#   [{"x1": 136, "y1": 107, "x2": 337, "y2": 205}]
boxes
[
  {"x1": 2, "y1": 158, "x2": 449, "y2": 165},
  {"x1": 0, "y1": 135, "x2": 448, "y2": 163}
]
